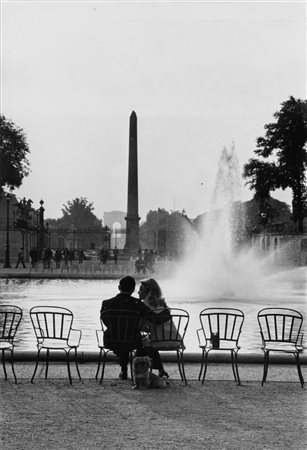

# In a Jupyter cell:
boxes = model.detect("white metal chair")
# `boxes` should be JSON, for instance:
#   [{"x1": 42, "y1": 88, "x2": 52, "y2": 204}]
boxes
[
  {"x1": 257, "y1": 307, "x2": 304, "y2": 387},
  {"x1": 30, "y1": 306, "x2": 82, "y2": 384},
  {"x1": 197, "y1": 308, "x2": 244, "y2": 385},
  {"x1": 0, "y1": 305, "x2": 22, "y2": 383}
]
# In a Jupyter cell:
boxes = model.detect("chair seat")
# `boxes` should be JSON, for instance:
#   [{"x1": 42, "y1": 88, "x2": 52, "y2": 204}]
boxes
[
  {"x1": 37, "y1": 338, "x2": 78, "y2": 349},
  {"x1": 199, "y1": 340, "x2": 239, "y2": 351},
  {"x1": 151, "y1": 340, "x2": 184, "y2": 350},
  {"x1": 262, "y1": 341, "x2": 303, "y2": 353},
  {"x1": 0, "y1": 340, "x2": 13, "y2": 350}
]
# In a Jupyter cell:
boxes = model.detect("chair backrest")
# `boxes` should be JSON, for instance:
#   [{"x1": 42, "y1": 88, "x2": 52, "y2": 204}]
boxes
[
  {"x1": 144, "y1": 308, "x2": 189, "y2": 346},
  {"x1": 100, "y1": 309, "x2": 141, "y2": 346},
  {"x1": 257, "y1": 307, "x2": 303, "y2": 344},
  {"x1": 199, "y1": 308, "x2": 244, "y2": 345},
  {"x1": 0, "y1": 305, "x2": 23, "y2": 342},
  {"x1": 30, "y1": 306, "x2": 74, "y2": 341}
]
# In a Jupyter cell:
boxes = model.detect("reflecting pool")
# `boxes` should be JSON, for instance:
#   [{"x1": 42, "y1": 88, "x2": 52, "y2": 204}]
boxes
[{"x1": 0, "y1": 266, "x2": 305, "y2": 354}]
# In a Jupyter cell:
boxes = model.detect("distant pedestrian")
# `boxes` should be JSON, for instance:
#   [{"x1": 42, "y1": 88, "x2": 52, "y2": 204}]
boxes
[
  {"x1": 135, "y1": 256, "x2": 146, "y2": 274},
  {"x1": 63, "y1": 247, "x2": 70, "y2": 266},
  {"x1": 15, "y1": 248, "x2": 26, "y2": 268},
  {"x1": 29, "y1": 247, "x2": 38, "y2": 268},
  {"x1": 78, "y1": 249, "x2": 85, "y2": 264},
  {"x1": 113, "y1": 247, "x2": 119, "y2": 264},
  {"x1": 44, "y1": 247, "x2": 53, "y2": 268},
  {"x1": 54, "y1": 248, "x2": 62, "y2": 268}
]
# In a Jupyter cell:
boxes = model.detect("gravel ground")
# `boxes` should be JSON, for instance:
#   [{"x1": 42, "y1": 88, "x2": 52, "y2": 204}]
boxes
[{"x1": 1, "y1": 363, "x2": 306, "y2": 450}]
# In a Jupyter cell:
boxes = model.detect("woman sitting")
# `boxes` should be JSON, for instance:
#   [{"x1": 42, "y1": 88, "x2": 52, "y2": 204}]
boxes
[{"x1": 138, "y1": 278, "x2": 183, "y2": 355}]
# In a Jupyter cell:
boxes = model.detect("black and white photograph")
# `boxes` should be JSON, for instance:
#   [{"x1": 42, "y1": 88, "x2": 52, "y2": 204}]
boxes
[{"x1": 0, "y1": 1, "x2": 306, "y2": 449}]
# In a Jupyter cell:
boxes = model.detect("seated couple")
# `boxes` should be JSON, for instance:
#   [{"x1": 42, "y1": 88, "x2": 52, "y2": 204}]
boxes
[{"x1": 100, "y1": 276, "x2": 176, "y2": 380}]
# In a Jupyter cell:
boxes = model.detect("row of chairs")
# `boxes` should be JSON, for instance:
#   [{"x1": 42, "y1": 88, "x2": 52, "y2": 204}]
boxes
[{"x1": 0, "y1": 305, "x2": 305, "y2": 387}]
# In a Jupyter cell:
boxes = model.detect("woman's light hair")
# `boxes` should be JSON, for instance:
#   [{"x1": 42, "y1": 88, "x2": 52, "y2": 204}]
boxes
[{"x1": 141, "y1": 278, "x2": 168, "y2": 309}]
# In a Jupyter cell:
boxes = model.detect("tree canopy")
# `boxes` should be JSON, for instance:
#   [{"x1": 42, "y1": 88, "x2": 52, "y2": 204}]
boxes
[
  {"x1": 243, "y1": 96, "x2": 307, "y2": 232},
  {"x1": 47, "y1": 197, "x2": 102, "y2": 229},
  {"x1": 140, "y1": 208, "x2": 193, "y2": 257},
  {"x1": 0, "y1": 115, "x2": 30, "y2": 193}
]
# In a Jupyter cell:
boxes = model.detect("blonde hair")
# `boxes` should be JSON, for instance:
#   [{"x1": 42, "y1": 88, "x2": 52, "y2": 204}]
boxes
[{"x1": 141, "y1": 278, "x2": 168, "y2": 309}]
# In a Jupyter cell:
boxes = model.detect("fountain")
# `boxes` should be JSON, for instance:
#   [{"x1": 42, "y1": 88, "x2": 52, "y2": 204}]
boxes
[{"x1": 173, "y1": 143, "x2": 276, "y2": 300}]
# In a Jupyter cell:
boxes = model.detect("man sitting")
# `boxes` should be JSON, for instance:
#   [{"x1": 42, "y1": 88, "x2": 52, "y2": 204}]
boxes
[{"x1": 100, "y1": 276, "x2": 169, "y2": 380}]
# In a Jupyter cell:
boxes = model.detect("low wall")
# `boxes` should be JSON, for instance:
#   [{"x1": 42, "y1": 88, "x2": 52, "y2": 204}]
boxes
[{"x1": 8, "y1": 351, "x2": 307, "y2": 365}]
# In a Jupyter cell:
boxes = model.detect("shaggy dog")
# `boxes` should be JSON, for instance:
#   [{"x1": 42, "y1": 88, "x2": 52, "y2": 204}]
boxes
[{"x1": 132, "y1": 356, "x2": 170, "y2": 389}]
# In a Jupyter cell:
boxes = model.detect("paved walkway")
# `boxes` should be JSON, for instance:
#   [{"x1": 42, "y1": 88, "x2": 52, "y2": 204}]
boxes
[{"x1": 1, "y1": 362, "x2": 306, "y2": 450}]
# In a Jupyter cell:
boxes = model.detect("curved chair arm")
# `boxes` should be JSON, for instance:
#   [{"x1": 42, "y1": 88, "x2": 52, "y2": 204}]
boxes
[
  {"x1": 68, "y1": 329, "x2": 82, "y2": 347},
  {"x1": 259, "y1": 331, "x2": 265, "y2": 348},
  {"x1": 196, "y1": 328, "x2": 206, "y2": 346},
  {"x1": 297, "y1": 332, "x2": 304, "y2": 347},
  {"x1": 296, "y1": 332, "x2": 304, "y2": 351},
  {"x1": 96, "y1": 329, "x2": 104, "y2": 347}
]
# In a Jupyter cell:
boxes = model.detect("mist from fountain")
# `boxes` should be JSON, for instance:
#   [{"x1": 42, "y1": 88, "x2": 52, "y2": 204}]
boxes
[{"x1": 173, "y1": 143, "x2": 279, "y2": 300}]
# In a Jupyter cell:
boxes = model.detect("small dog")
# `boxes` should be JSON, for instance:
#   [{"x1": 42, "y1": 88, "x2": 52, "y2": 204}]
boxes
[{"x1": 132, "y1": 356, "x2": 170, "y2": 389}]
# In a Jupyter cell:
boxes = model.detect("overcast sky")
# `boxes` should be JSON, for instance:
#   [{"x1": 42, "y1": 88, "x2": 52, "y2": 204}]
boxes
[{"x1": 1, "y1": 0, "x2": 306, "y2": 221}]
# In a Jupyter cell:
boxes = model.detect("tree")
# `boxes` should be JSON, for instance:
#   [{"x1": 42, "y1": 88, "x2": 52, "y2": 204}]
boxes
[
  {"x1": 243, "y1": 97, "x2": 307, "y2": 232},
  {"x1": 48, "y1": 197, "x2": 102, "y2": 229},
  {"x1": 140, "y1": 208, "x2": 193, "y2": 257},
  {"x1": 0, "y1": 115, "x2": 30, "y2": 193}
]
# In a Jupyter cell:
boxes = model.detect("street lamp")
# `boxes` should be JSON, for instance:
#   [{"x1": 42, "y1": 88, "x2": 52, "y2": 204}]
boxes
[
  {"x1": 115, "y1": 228, "x2": 118, "y2": 248},
  {"x1": 3, "y1": 193, "x2": 12, "y2": 268},
  {"x1": 260, "y1": 212, "x2": 267, "y2": 233}
]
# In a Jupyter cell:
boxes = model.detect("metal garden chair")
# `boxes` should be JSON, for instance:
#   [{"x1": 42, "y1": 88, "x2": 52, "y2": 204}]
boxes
[
  {"x1": 96, "y1": 309, "x2": 141, "y2": 383},
  {"x1": 197, "y1": 308, "x2": 244, "y2": 385},
  {"x1": 0, "y1": 305, "x2": 22, "y2": 383},
  {"x1": 30, "y1": 306, "x2": 82, "y2": 384},
  {"x1": 257, "y1": 307, "x2": 304, "y2": 388},
  {"x1": 142, "y1": 308, "x2": 190, "y2": 385}
]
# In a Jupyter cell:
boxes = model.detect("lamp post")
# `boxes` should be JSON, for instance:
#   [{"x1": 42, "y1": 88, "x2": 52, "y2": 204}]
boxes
[
  {"x1": 36, "y1": 211, "x2": 39, "y2": 256},
  {"x1": 46, "y1": 222, "x2": 51, "y2": 247},
  {"x1": 260, "y1": 212, "x2": 267, "y2": 233},
  {"x1": 39, "y1": 200, "x2": 45, "y2": 255},
  {"x1": 3, "y1": 193, "x2": 12, "y2": 268},
  {"x1": 115, "y1": 228, "x2": 118, "y2": 248}
]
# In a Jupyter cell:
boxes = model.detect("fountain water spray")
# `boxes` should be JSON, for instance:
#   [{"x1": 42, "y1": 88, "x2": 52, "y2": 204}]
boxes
[{"x1": 173, "y1": 143, "x2": 275, "y2": 300}]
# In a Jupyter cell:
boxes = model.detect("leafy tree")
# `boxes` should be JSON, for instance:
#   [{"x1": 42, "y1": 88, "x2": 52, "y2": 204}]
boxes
[
  {"x1": 243, "y1": 160, "x2": 279, "y2": 210},
  {"x1": 47, "y1": 197, "x2": 102, "y2": 229},
  {"x1": 0, "y1": 115, "x2": 30, "y2": 192},
  {"x1": 243, "y1": 96, "x2": 307, "y2": 232},
  {"x1": 140, "y1": 208, "x2": 193, "y2": 257}
]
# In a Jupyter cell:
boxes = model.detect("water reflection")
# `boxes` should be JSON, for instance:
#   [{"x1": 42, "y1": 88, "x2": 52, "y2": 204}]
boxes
[{"x1": 0, "y1": 269, "x2": 305, "y2": 354}]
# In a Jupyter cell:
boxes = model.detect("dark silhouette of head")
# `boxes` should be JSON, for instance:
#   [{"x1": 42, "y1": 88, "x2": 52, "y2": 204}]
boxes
[{"x1": 119, "y1": 276, "x2": 136, "y2": 294}]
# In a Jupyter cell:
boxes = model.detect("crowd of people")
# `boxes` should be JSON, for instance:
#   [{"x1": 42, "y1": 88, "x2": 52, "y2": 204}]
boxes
[
  {"x1": 15, "y1": 246, "x2": 158, "y2": 275},
  {"x1": 101, "y1": 276, "x2": 175, "y2": 380}
]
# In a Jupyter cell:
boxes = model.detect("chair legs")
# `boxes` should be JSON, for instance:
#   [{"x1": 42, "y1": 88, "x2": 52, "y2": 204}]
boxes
[
  {"x1": 200, "y1": 350, "x2": 209, "y2": 384},
  {"x1": 31, "y1": 347, "x2": 82, "y2": 384},
  {"x1": 294, "y1": 353, "x2": 305, "y2": 388},
  {"x1": 74, "y1": 348, "x2": 82, "y2": 382},
  {"x1": 200, "y1": 349, "x2": 241, "y2": 385},
  {"x1": 31, "y1": 348, "x2": 42, "y2": 383},
  {"x1": 231, "y1": 350, "x2": 241, "y2": 385},
  {"x1": 261, "y1": 350, "x2": 269, "y2": 386},
  {"x1": 176, "y1": 349, "x2": 187, "y2": 385},
  {"x1": 261, "y1": 350, "x2": 304, "y2": 388},
  {"x1": 1, "y1": 348, "x2": 18, "y2": 384},
  {"x1": 95, "y1": 348, "x2": 102, "y2": 380},
  {"x1": 96, "y1": 348, "x2": 108, "y2": 384},
  {"x1": 96, "y1": 350, "x2": 135, "y2": 384}
]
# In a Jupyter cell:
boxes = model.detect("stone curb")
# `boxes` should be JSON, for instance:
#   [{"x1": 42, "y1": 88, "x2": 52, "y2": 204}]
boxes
[{"x1": 8, "y1": 350, "x2": 307, "y2": 364}]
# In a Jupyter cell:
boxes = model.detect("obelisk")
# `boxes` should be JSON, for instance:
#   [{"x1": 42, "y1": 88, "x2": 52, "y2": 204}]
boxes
[{"x1": 124, "y1": 111, "x2": 140, "y2": 254}]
